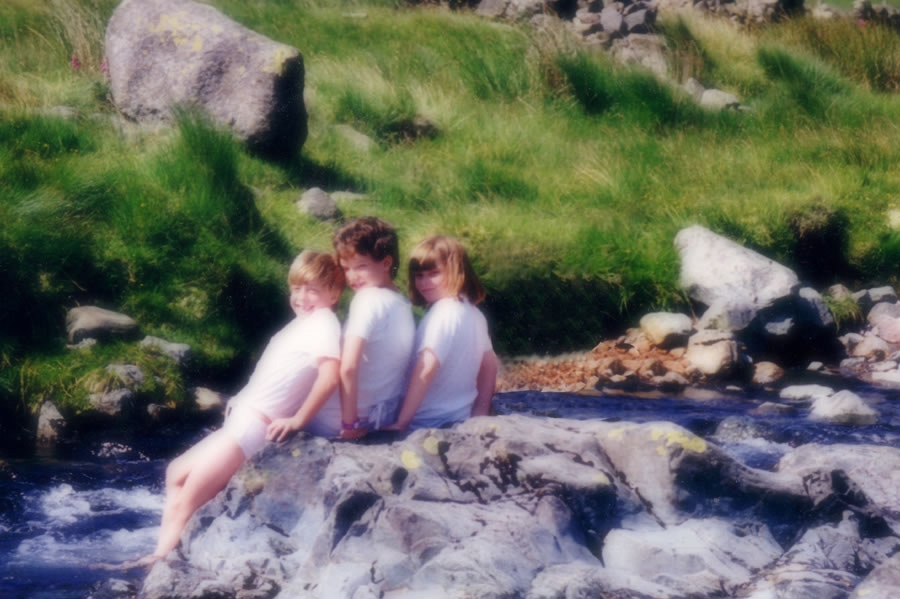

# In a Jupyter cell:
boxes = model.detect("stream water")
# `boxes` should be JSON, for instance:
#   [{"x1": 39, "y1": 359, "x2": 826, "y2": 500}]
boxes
[{"x1": 3, "y1": 383, "x2": 900, "y2": 598}]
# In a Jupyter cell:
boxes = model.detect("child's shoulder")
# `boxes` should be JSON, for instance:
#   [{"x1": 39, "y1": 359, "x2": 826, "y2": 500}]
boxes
[{"x1": 351, "y1": 286, "x2": 409, "y2": 309}]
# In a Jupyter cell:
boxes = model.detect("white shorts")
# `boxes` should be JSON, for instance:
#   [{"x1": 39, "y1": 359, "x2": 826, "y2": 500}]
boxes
[{"x1": 223, "y1": 404, "x2": 269, "y2": 459}]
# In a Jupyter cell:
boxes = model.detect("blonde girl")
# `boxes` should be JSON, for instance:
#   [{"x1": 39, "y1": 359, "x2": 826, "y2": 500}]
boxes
[{"x1": 383, "y1": 236, "x2": 498, "y2": 430}]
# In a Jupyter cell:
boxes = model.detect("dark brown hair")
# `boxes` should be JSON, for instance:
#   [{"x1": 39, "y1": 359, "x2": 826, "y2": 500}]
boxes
[
  {"x1": 332, "y1": 217, "x2": 400, "y2": 279},
  {"x1": 408, "y1": 235, "x2": 485, "y2": 306}
]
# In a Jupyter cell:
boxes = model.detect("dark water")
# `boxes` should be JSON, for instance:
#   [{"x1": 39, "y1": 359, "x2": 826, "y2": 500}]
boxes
[{"x1": 3, "y1": 385, "x2": 900, "y2": 598}]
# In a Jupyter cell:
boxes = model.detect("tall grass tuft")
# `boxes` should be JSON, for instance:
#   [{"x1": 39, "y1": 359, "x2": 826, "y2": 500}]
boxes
[
  {"x1": 557, "y1": 52, "x2": 708, "y2": 129},
  {"x1": 756, "y1": 44, "x2": 851, "y2": 119},
  {"x1": 48, "y1": 0, "x2": 111, "y2": 72},
  {"x1": 771, "y1": 17, "x2": 900, "y2": 92}
]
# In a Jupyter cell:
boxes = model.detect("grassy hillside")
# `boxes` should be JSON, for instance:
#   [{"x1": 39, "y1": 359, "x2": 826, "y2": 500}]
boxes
[{"x1": 3, "y1": 0, "x2": 900, "y2": 420}]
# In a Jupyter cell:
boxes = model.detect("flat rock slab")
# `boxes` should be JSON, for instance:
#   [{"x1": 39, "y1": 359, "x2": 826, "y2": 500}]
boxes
[{"x1": 105, "y1": 0, "x2": 308, "y2": 156}]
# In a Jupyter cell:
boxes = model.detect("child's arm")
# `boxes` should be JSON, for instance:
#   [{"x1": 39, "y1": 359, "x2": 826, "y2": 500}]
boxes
[
  {"x1": 382, "y1": 349, "x2": 440, "y2": 431},
  {"x1": 471, "y1": 350, "x2": 499, "y2": 417},
  {"x1": 338, "y1": 335, "x2": 367, "y2": 439},
  {"x1": 266, "y1": 358, "x2": 340, "y2": 442}
]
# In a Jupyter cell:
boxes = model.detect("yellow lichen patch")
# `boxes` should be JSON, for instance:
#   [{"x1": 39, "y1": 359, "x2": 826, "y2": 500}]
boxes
[
  {"x1": 651, "y1": 428, "x2": 665, "y2": 441},
  {"x1": 291, "y1": 448, "x2": 302, "y2": 457},
  {"x1": 488, "y1": 423, "x2": 500, "y2": 431},
  {"x1": 657, "y1": 446, "x2": 667, "y2": 456},
  {"x1": 211, "y1": 25, "x2": 223, "y2": 34},
  {"x1": 664, "y1": 431, "x2": 707, "y2": 453},
  {"x1": 423, "y1": 435, "x2": 440, "y2": 455},
  {"x1": 591, "y1": 472, "x2": 610, "y2": 485},
  {"x1": 401, "y1": 449, "x2": 422, "y2": 470},
  {"x1": 607, "y1": 428, "x2": 625, "y2": 441},
  {"x1": 263, "y1": 46, "x2": 295, "y2": 74},
  {"x1": 192, "y1": 38, "x2": 203, "y2": 52}
]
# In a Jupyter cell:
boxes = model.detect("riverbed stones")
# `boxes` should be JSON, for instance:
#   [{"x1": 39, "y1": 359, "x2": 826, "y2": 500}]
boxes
[
  {"x1": 850, "y1": 551, "x2": 900, "y2": 599},
  {"x1": 66, "y1": 306, "x2": 139, "y2": 344},
  {"x1": 639, "y1": 312, "x2": 692, "y2": 348},
  {"x1": 780, "y1": 384, "x2": 833, "y2": 403},
  {"x1": 140, "y1": 336, "x2": 192, "y2": 364},
  {"x1": 684, "y1": 329, "x2": 738, "y2": 376},
  {"x1": 809, "y1": 389, "x2": 879, "y2": 426},
  {"x1": 675, "y1": 225, "x2": 799, "y2": 307},
  {"x1": 193, "y1": 387, "x2": 226, "y2": 412},
  {"x1": 105, "y1": 0, "x2": 308, "y2": 156},
  {"x1": 37, "y1": 401, "x2": 66, "y2": 444},
  {"x1": 752, "y1": 361, "x2": 784, "y2": 385},
  {"x1": 89, "y1": 388, "x2": 136, "y2": 417},
  {"x1": 851, "y1": 332, "x2": 891, "y2": 360}
]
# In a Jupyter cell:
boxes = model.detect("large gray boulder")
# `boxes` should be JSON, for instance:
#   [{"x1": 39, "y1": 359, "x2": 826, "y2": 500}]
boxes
[
  {"x1": 808, "y1": 389, "x2": 879, "y2": 426},
  {"x1": 675, "y1": 225, "x2": 799, "y2": 307},
  {"x1": 105, "y1": 0, "x2": 307, "y2": 156}
]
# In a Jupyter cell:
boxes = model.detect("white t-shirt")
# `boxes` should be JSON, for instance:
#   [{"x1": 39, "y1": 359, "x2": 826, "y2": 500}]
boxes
[
  {"x1": 339, "y1": 286, "x2": 415, "y2": 426},
  {"x1": 409, "y1": 297, "x2": 492, "y2": 429},
  {"x1": 230, "y1": 308, "x2": 341, "y2": 422}
]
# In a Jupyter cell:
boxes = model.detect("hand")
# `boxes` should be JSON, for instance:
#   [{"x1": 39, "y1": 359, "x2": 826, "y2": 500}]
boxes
[
  {"x1": 266, "y1": 417, "x2": 300, "y2": 442},
  {"x1": 339, "y1": 427, "x2": 368, "y2": 440}
]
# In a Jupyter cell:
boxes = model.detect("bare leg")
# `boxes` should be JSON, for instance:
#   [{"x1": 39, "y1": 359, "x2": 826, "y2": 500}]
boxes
[{"x1": 152, "y1": 430, "x2": 246, "y2": 559}]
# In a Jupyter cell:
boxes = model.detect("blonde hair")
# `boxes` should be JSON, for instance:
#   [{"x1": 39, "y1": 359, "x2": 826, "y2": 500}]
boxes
[
  {"x1": 408, "y1": 236, "x2": 485, "y2": 306},
  {"x1": 288, "y1": 250, "x2": 345, "y2": 294}
]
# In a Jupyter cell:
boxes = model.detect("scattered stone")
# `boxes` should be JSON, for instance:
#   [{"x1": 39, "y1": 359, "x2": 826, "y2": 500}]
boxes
[
  {"x1": 839, "y1": 332, "x2": 864, "y2": 354},
  {"x1": 141, "y1": 336, "x2": 192, "y2": 364},
  {"x1": 682, "y1": 77, "x2": 705, "y2": 101},
  {"x1": 780, "y1": 384, "x2": 833, "y2": 403},
  {"x1": 624, "y1": 8, "x2": 655, "y2": 34},
  {"x1": 66, "y1": 338, "x2": 98, "y2": 351},
  {"x1": 296, "y1": 187, "x2": 341, "y2": 221},
  {"x1": 66, "y1": 306, "x2": 139, "y2": 344},
  {"x1": 700, "y1": 89, "x2": 740, "y2": 110},
  {"x1": 752, "y1": 361, "x2": 784, "y2": 385},
  {"x1": 609, "y1": 34, "x2": 669, "y2": 79},
  {"x1": 811, "y1": 2, "x2": 844, "y2": 19},
  {"x1": 685, "y1": 330, "x2": 738, "y2": 377},
  {"x1": 639, "y1": 312, "x2": 692, "y2": 348},
  {"x1": 37, "y1": 401, "x2": 66, "y2": 444},
  {"x1": 675, "y1": 225, "x2": 799, "y2": 308},
  {"x1": 827, "y1": 284, "x2": 853, "y2": 301},
  {"x1": 807, "y1": 361, "x2": 824, "y2": 371},
  {"x1": 853, "y1": 289, "x2": 874, "y2": 314},
  {"x1": 600, "y1": 6, "x2": 626, "y2": 35},
  {"x1": 105, "y1": 0, "x2": 308, "y2": 156},
  {"x1": 334, "y1": 124, "x2": 376, "y2": 151},
  {"x1": 809, "y1": 390, "x2": 878, "y2": 426},
  {"x1": 868, "y1": 286, "x2": 897, "y2": 304},
  {"x1": 89, "y1": 388, "x2": 135, "y2": 417},
  {"x1": 869, "y1": 370, "x2": 900, "y2": 387},
  {"x1": 851, "y1": 333, "x2": 891, "y2": 360},
  {"x1": 697, "y1": 299, "x2": 758, "y2": 332},
  {"x1": 713, "y1": 416, "x2": 774, "y2": 442},
  {"x1": 798, "y1": 287, "x2": 835, "y2": 328},
  {"x1": 194, "y1": 387, "x2": 227, "y2": 412},
  {"x1": 850, "y1": 551, "x2": 900, "y2": 599},
  {"x1": 870, "y1": 360, "x2": 898, "y2": 372},
  {"x1": 751, "y1": 402, "x2": 796, "y2": 416}
]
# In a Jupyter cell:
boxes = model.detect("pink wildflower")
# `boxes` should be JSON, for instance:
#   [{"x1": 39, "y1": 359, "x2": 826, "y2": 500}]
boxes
[
  {"x1": 101, "y1": 59, "x2": 108, "y2": 74},
  {"x1": 71, "y1": 54, "x2": 80, "y2": 71},
  {"x1": 858, "y1": 18, "x2": 867, "y2": 26}
]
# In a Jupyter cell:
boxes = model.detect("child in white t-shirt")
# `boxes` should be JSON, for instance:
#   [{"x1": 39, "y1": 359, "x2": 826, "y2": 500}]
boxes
[
  {"x1": 383, "y1": 236, "x2": 499, "y2": 431},
  {"x1": 332, "y1": 217, "x2": 415, "y2": 439},
  {"x1": 138, "y1": 250, "x2": 345, "y2": 566}
]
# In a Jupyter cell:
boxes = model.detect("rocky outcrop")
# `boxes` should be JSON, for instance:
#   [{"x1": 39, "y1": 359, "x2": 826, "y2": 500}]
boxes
[
  {"x1": 655, "y1": 0, "x2": 805, "y2": 23},
  {"x1": 139, "y1": 415, "x2": 900, "y2": 599},
  {"x1": 105, "y1": 0, "x2": 308, "y2": 156}
]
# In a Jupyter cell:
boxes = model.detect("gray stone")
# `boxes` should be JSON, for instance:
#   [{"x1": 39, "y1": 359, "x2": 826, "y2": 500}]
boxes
[
  {"x1": 839, "y1": 332, "x2": 864, "y2": 353},
  {"x1": 698, "y1": 299, "x2": 758, "y2": 332},
  {"x1": 639, "y1": 312, "x2": 692, "y2": 348},
  {"x1": 600, "y1": 6, "x2": 625, "y2": 34},
  {"x1": 624, "y1": 8, "x2": 655, "y2": 33},
  {"x1": 602, "y1": 519, "x2": 782, "y2": 596},
  {"x1": 700, "y1": 89, "x2": 740, "y2": 110},
  {"x1": 869, "y1": 286, "x2": 898, "y2": 304},
  {"x1": 809, "y1": 390, "x2": 878, "y2": 426},
  {"x1": 868, "y1": 301, "x2": 900, "y2": 322},
  {"x1": 750, "y1": 402, "x2": 796, "y2": 416},
  {"x1": 853, "y1": 289, "x2": 874, "y2": 314},
  {"x1": 66, "y1": 338, "x2": 98, "y2": 351},
  {"x1": 682, "y1": 77, "x2": 705, "y2": 101},
  {"x1": 827, "y1": 283, "x2": 853, "y2": 301},
  {"x1": 66, "y1": 306, "x2": 138, "y2": 344},
  {"x1": 869, "y1": 360, "x2": 898, "y2": 372},
  {"x1": 89, "y1": 388, "x2": 135, "y2": 417},
  {"x1": 780, "y1": 384, "x2": 833, "y2": 403},
  {"x1": 193, "y1": 387, "x2": 226, "y2": 412},
  {"x1": 675, "y1": 225, "x2": 799, "y2": 308},
  {"x1": 851, "y1": 333, "x2": 891, "y2": 360},
  {"x1": 752, "y1": 361, "x2": 784, "y2": 385},
  {"x1": 685, "y1": 330, "x2": 738, "y2": 376},
  {"x1": 807, "y1": 361, "x2": 824, "y2": 371},
  {"x1": 798, "y1": 287, "x2": 835, "y2": 328},
  {"x1": 37, "y1": 401, "x2": 66, "y2": 444},
  {"x1": 141, "y1": 336, "x2": 192, "y2": 364},
  {"x1": 812, "y1": 3, "x2": 844, "y2": 19},
  {"x1": 297, "y1": 187, "x2": 341, "y2": 221},
  {"x1": 334, "y1": 124, "x2": 376, "y2": 152},
  {"x1": 105, "y1": 0, "x2": 307, "y2": 156},
  {"x1": 868, "y1": 302, "x2": 900, "y2": 344},
  {"x1": 869, "y1": 369, "x2": 900, "y2": 387},
  {"x1": 850, "y1": 551, "x2": 900, "y2": 599}
]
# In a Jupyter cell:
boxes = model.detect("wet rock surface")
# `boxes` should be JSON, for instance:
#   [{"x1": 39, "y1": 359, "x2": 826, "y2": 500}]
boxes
[{"x1": 139, "y1": 405, "x2": 900, "y2": 599}]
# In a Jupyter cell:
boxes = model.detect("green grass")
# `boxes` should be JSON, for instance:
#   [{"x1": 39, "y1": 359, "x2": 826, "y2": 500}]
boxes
[{"x1": 3, "y1": 0, "x2": 900, "y2": 421}]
